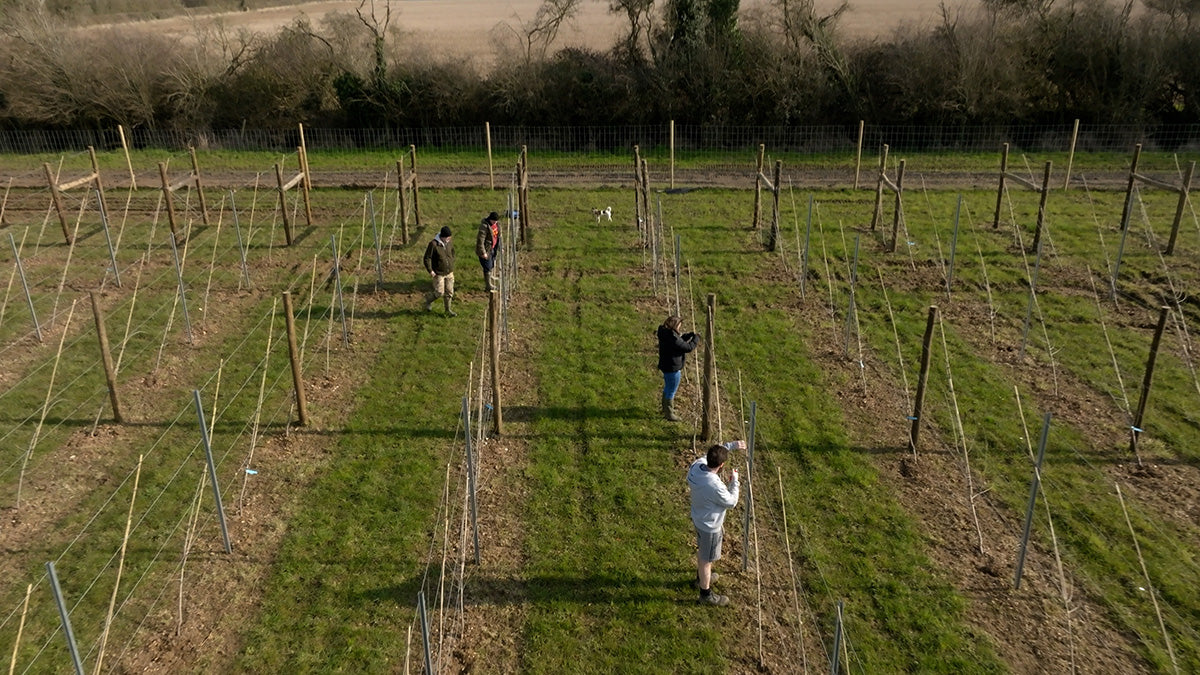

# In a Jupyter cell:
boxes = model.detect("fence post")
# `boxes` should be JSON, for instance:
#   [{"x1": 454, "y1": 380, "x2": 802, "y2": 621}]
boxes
[
  {"x1": 273, "y1": 163, "x2": 293, "y2": 246},
  {"x1": 189, "y1": 146, "x2": 211, "y2": 227},
  {"x1": 1165, "y1": 160, "x2": 1195, "y2": 255},
  {"x1": 1130, "y1": 307, "x2": 1169, "y2": 457},
  {"x1": 90, "y1": 292, "x2": 124, "y2": 423},
  {"x1": 1063, "y1": 119, "x2": 1079, "y2": 190},
  {"x1": 367, "y1": 191, "x2": 383, "y2": 289},
  {"x1": 486, "y1": 121, "x2": 494, "y2": 190},
  {"x1": 282, "y1": 291, "x2": 308, "y2": 426},
  {"x1": 854, "y1": 120, "x2": 865, "y2": 189},
  {"x1": 993, "y1": 143, "x2": 1009, "y2": 229},
  {"x1": 670, "y1": 119, "x2": 676, "y2": 190},
  {"x1": 158, "y1": 162, "x2": 181, "y2": 242},
  {"x1": 118, "y1": 124, "x2": 137, "y2": 189},
  {"x1": 43, "y1": 163, "x2": 72, "y2": 245},
  {"x1": 753, "y1": 144, "x2": 764, "y2": 230},
  {"x1": 910, "y1": 306, "x2": 938, "y2": 454},
  {"x1": 1030, "y1": 161, "x2": 1052, "y2": 255}
]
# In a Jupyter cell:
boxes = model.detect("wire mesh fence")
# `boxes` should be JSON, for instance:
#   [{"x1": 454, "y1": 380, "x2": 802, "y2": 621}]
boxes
[{"x1": 3, "y1": 123, "x2": 1199, "y2": 156}]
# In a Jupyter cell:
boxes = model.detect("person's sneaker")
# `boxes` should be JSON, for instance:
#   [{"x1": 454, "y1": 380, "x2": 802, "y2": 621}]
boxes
[
  {"x1": 699, "y1": 592, "x2": 730, "y2": 606},
  {"x1": 693, "y1": 572, "x2": 719, "y2": 589},
  {"x1": 446, "y1": 310, "x2": 458, "y2": 317}
]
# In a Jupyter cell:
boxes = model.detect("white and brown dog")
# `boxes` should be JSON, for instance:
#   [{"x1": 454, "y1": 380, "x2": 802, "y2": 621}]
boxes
[{"x1": 591, "y1": 206, "x2": 613, "y2": 223}]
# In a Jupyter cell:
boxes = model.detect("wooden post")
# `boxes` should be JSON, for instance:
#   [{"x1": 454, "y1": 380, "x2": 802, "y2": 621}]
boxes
[
  {"x1": 871, "y1": 144, "x2": 888, "y2": 230},
  {"x1": 889, "y1": 158, "x2": 906, "y2": 252},
  {"x1": 88, "y1": 146, "x2": 112, "y2": 232},
  {"x1": 485, "y1": 121, "x2": 494, "y2": 190},
  {"x1": 189, "y1": 147, "x2": 211, "y2": 227},
  {"x1": 282, "y1": 291, "x2": 308, "y2": 426},
  {"x1": 43, "y1": 163, "x2": 72, "y2": 244},
  {"x1": 909, "y1": 306, "x2": 938, "y2": 454},
  {"x1": 396, "y1": 159, "x2": 409, "y2": 245},
  {"x1": 158, "y1": 162, "x2": 180, "y2": 242},
  {"x1": 1129, "y1": 306, "x2": 1169, "y2": 457},
  {"x1": 640, "y1": 158, "x2": 651, "y2": 239},
  {"x1": 1119, "y1": 144, "x2": 1142, "y2": 237},
  {"x1": 489, "y1": 290, "x2": 503, "y2": 436},
  {"x1": 297, "y1": 145, "x2": 314, "y2": 229},
  {"x1": 768, "y1": 159, "x2": 782, "y2": 251},
  {"x1": 669, "y1": 119, "x2": 676, "y2": 190},
  {"x1": 274, "y1": 163, "x2": 293, "y2": 246},
  {"x1": 409, "y1": 145, "x2": 422, "y2": 229},
  {"x1": 118, "y1": 124, "x2": 136, "y2": 189},
  {"x1": 1165, "y1": 160, "x2": 1195, "y2": 255},
  {"x1": 854, "y1": 120, "x2": 865, "y2": 189},
  {"x1": 633, "y1": 145, "x2": 643, "y2": 236},
  {"x1": 1030, "y1": 161, "x2": 1053, "y2": 254},
  {"x1": 518, "y1": 146, "x2": 529, "y2": 246},
  {"x1": 993, "y1": 143, "x2": 1009, "y2": 229},
  {"x1": 752, "y1": 144, "x2": 764, "y2": 230},
  {"x1": 90, "y1": 291, "x2": 123, "y2": 424},
  {"x1": 1063, "y1": 119, "x2": 1079, "y2": 190},
  {"x1": 701, "y1": 293, "x2": 716, "y2": 441}
]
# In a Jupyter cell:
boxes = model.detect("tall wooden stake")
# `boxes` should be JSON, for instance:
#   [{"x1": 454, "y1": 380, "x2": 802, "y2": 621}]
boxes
[
  {"x1": 768, "y1": 159, "x2": 782, "y2": 251},
  {"x1": 854, "y1": 120, "x2": 865, "y2": 189},
  {"x1": 1063, "y1": 119, "x2": 1080, "y2": 190},
  {"x1": 993, "y1": 143, "x2": 1010, "y2": 229},
  {"x1": 274, "y1": 163, "x2": 294, "y2": 246},
  {"x1": 282, "y1": 291, "x2": 308, "y2": 426},
  {"x1": 90, "y1": 292, "x2": 123, "y2": 423},
  {"x1": 910, "y1": 306, "x2": 938, "y2": 454},
  {"x1": 1165, "y1": 160, "x2": 1195, "y2": 255},
  {"x1": 43, "y1": 163, "x2": 72, "y2": 244},
  {"x1": 889, "y1": 159, "x2": 907, "y2": 252},
  {"x1": 485, "y1": 121, "x2": 495, "y2": 190},
  {"x1": 753, "y1": 144, "x2": 765, "y2": 230},
  {"x1": 1030, "y1": 161, "x2": 1053, "y2": 254},
  {"x1": 1129, "y1": 307, "x2": 1169, "y2": 458}
]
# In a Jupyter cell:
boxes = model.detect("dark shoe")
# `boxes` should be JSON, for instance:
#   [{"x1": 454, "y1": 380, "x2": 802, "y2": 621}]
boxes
[
  {"x1": 444, "y1": 297, "x2": 457, "y2": 317},
  {"x1": 424, "y1": 298, "x2": 435, "y2": 312},
  {"x1": 699, "y1": 592, "x2": 730, "y2": 606}
]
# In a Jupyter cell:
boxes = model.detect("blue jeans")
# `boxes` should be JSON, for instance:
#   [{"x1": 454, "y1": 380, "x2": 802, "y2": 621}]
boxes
[{"x1": 662, "y1": 370, "x2": 681, "y2": 399}]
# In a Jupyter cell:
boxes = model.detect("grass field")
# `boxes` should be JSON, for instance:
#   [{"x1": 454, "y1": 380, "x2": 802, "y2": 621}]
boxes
[{"x1": 0, "y1": 145, "x2": 1198, "y2": 672}]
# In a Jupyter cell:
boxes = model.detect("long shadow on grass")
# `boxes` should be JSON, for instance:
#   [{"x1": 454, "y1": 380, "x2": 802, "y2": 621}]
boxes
[{"x1": 360, "y1": 572, "x2": 699, "y2": 608}]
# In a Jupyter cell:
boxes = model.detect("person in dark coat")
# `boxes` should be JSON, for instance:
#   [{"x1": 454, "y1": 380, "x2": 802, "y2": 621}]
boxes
[
  {"x1": 422, "y1": 226, "x2": 456, "y2": 316},
  {"x1": 656, "y1": 315, "x2": 699, "y2": 421}
]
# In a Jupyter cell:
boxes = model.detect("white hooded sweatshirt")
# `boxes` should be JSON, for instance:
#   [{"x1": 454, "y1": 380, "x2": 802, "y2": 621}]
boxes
[{"x1": 687, "y1": 453, "x2": 740, "y2": 533}]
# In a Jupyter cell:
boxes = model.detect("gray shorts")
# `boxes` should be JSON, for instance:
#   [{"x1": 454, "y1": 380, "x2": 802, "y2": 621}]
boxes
[{"x1": 696, "y1": 528, "x2": 723, "y2": 563}]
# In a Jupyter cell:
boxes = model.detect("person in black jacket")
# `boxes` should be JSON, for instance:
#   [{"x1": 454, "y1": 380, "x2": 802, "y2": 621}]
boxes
[
  {"x1": 422, "y1": 226, "x2": 456, "y2": 316},
  {"x1": 656, "y1": 315, "x2": 699, "y2": 421}
]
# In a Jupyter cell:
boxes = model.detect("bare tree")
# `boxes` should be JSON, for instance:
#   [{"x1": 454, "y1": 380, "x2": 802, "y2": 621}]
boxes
[
  {"x1": 356, "y1": 0, "x2": 393, "y2": 86},
  {"x1": 505, "y1": 0, "x2": 585, "y2": 63}
]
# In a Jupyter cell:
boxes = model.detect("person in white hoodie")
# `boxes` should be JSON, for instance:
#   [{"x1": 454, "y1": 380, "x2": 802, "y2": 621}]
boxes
[{"x1": 687, "y1": 440, "x2": 746, "y2": 606}]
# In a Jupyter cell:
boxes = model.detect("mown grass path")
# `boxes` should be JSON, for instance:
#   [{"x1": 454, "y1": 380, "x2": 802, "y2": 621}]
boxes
[{"x1": 516, "y1": 191, "x2": 1002, "y2": 673}]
